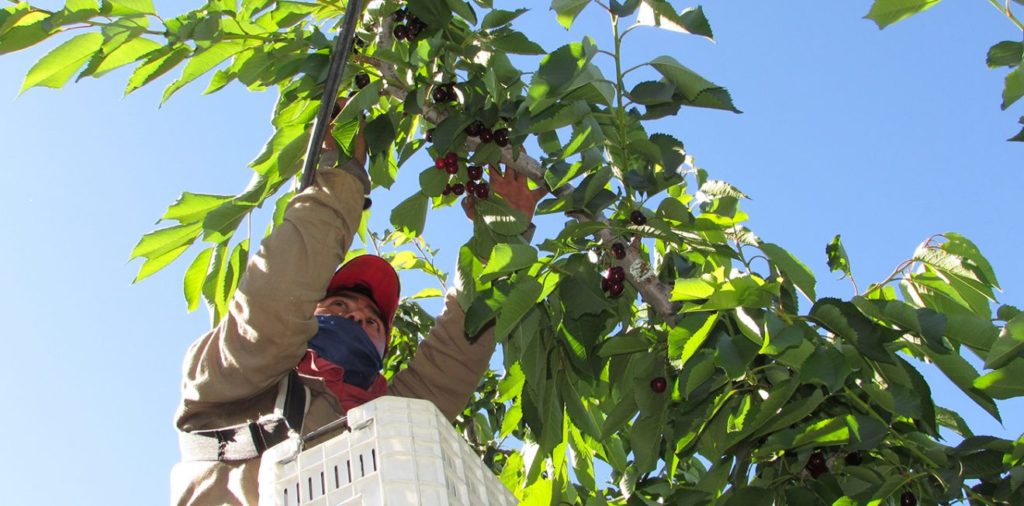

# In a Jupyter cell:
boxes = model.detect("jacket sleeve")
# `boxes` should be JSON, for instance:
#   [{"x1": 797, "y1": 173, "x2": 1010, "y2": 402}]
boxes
[
  {"x1": 176, "y1": 167, "x2": 365, "y2": 426},
  {"x1": 388, "y1": 289, "x2": 496, "y2": 421}
]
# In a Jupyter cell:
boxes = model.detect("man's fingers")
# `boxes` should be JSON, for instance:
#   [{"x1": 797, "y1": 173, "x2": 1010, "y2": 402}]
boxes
[{"x1": 461, "y1": 193, "x2": 477, "y2": 221}]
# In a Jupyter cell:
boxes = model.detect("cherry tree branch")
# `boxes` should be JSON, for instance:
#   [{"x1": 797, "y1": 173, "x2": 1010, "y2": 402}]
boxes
[{"x1": 363, "y1": 21, "x2": 677, "y2": 319}]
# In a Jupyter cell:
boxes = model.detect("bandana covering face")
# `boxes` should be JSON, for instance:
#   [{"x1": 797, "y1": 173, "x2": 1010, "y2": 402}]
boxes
[
  {"x1": 306, "y1": 315, "x2": 383, "y2": 389},
  {"x1": 299, "y1": 316, "x2": 388, "y2": 412}
]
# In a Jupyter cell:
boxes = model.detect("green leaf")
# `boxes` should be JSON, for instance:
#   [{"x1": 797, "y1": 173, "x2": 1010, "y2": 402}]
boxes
[
  {"x1": 598, "y1": 332, "x2": 650, "y2": 357},
  {"x1": 628, "y1": 80, "x2": 675, "y2": 105},
  {"x1": 668, "y1": 312, "x2": 719, "y2": 369},
  {"x1": 162, "y1": 40, "x2": 249, "y2": 104},
  {"x1": 609, "y1": 0, "x2": 640, "y2": 16},
  {"x1": 1010, "y1": 116, "x2": 1024, "y2": 142},
  {"x1": 864, "y1": 0, "x2": 942, "y2": 29},
  {"x1": 761, "y1": 242, "x2": 816, "y2": 301},
  {"x1": 826, "y1": 234, "x2": 853, "y2": 279},
  {"x1": 810, "y1": 298, "x2": 898, "y2": 364},
  {"x1": 226, "y1": 239, "x2": 249, "y2": 301},
  {"x1": 183, "y1": 246, "x2": 214, "y2": 312},
  {"x1": 940, "y1": 232, "x2": 999, "y2": 289},
  {"x1": 101, "y1": 0, "x2": 156, "y2": 16},
  {"x1": 528, "y1": 39, "x2": 595, "y2": 106},
  {"x1": 974, "y1": 359, "x2": 1024, "y2": 399},
  {"x1": 722, "y1": 487, "x2": 772, "y2": 506},
  {"x1": 671, "y1": 277, "x2": 715, "y2": 301},
  {"x1": 0, "y1": 10, "x2": 54, "y2": 55},
  {"x1": 446, "y1": 0, "x2": 477, "y2": 24},
  {"x1": 987, "y1": 41, "x2": 1023, "y2": 69},
  {"x1": 202, "y1": 242, "x2": 231, "y2": 324},
  {"x1": 389, "y1": 193, "x2": 428, "y2": 237},
  {"x1": 129, "y1": 222, "x2": 202, "y2": 262},
  {"x1": 800, "y1": 346, "x2": 850, "y2": 392},
  {"x1": 852, "y1": 297, "x2": 948, "y2": 353},
  {"x1": 480, "y1": 244, "x2": 538, "y2": 283},
  {"x1": 913, "y1": 342, "x2": 1001, "y2": 421},
  {"x1": 406, "y1": 0, "x2": 452, "y2": 31},
  {"x1": 126, "y1": 45, "x2": 190, "y2": 95},
  {"x1": 132, "y1": 243, "x2": 191, "y2": 283},
  {"x1": 1002, "y1": 66, "x2": 1024, "y2": 110},
  {"x1": 481, "y1": 8, "x2": 527, "y2": 29},
  {"x1": 649, "y1": 55, "x2": 739, "y2": 112},
  {"x1": 87, "y1": 36, "x2": 161, "y2": 78},
  {"x1": 201, "y1": 201, "x2": 250, "y2": 243},
  {"x1": 497, "y1": 362, "x2": 525, "y2": 403},
  {"x1": 20, "y1": 32, "x2": 102, "y2": 92},
  {"x1": 489, "y1": 29, "x2": 545, "y2": 55},
  {"x1": 986, "y1": 313, "x2": 1024, "y2": 369},
  {"x1": 936, "y1": 406, "x2": 975, "y2": 437},
  {"x1": 699, "y1": 179, "x2": 748, "y2": 199},
  {"x1": 550, "y1": 0, "x2": 589, "y2": 30},
  {"x1": 474, "y1": 198, "x2": 529, "y2": 236},
  {"x1": 162, "y1": 193, "x2": 233, "y2": 224},
  {"x1": 636, "y1": 2, "x2": 713, "y2": 40}
]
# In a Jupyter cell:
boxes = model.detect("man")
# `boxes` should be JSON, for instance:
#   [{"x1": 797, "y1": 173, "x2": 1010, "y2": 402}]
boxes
[{"x1": 170, "y1": 105, "x2": 544, "y2": 505}]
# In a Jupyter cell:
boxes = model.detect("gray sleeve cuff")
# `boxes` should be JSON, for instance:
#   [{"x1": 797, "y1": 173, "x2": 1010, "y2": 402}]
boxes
[{"x1": 336, "y1": 159, "x2": 371, "y2": 195}]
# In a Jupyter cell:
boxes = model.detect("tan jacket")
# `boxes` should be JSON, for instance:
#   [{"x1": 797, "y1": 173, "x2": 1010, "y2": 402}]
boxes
[{"x1": 170, "y1": 167, "x2": 496, "y2": 505}]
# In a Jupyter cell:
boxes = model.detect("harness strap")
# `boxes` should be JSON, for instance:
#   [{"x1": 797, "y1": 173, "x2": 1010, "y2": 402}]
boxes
[{"x1": 178, "y1": 371, "x2": 309, "y2": 462}]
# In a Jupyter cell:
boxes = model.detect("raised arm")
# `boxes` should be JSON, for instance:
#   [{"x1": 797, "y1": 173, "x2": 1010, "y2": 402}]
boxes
[
  {"x1": 177, "y1": 111, "x2": 369, "y2": 427},
  {"x1": 389, "y1": 161, "x2": 546, "y2": 420}
]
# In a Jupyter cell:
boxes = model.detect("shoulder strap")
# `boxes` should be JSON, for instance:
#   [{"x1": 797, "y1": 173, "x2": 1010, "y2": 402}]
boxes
[
  {"x1": 178, "y1": 371, "x2": 309, "y2": 462},
  {"x1": 280, "y1": 369, "x2": 308, "y2": 433}
]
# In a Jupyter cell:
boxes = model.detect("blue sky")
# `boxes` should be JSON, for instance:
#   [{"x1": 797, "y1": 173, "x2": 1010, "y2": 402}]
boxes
[{"x1": 0, "y1": 2, "x2": 1021, "y2": 504}]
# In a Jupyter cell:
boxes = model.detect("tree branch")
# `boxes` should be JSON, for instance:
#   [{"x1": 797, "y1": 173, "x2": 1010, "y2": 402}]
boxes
[{"x1": 366, "y1": 33, "x2": 678, "y2": 320}]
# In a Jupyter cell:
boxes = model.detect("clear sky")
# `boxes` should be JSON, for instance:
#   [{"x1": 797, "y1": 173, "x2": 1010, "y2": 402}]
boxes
[{"x1": 0, "y1": 2, "x2": 1020, "y2": 504}]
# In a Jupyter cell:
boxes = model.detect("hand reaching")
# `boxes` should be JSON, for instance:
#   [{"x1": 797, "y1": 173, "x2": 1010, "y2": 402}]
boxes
[
  {"x1": 322, "y1": 98, "x2": 367, "y2": 166},
  {"x1": 462, "y1": 161, "x2": 547, "y2": 223}
]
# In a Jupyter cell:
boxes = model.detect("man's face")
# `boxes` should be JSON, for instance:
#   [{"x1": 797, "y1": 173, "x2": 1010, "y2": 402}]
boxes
[{"x1": 314, "y1": 291, "x2": 387, "y2": 357}]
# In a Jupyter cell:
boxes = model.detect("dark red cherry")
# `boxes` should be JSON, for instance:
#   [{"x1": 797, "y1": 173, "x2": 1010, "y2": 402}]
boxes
[
  {"x1": 608, "y1": 281, "x2": 624, "y2": 297},
  {"x1": 432, "y1": 85, "x2": 450, "y2": 103},
  {"x1": 607, "y1": 266, "x2": 625, "y2": 283},
  {"x1": 650, "y1": 377, "x2": 667, "y2": 393},
  {"x1": 899, "y1": 492, "x2": 917, "y2": 506},
  {"x1": 475, "y1": 182, "x2": 489, "y2": 199},
  {"x1": 493, "y1": 128, "x2": 510, "y2": 147},
  {"x1": 478, "y1": 128, "x2": 493, "y2": 144},
  {"x1": 465, "y1": 121, "x2": 485, "y2": 137},
  {"x1": 393, "y1": 24, "x2": 408, "y2": 40},
  {"x1": 611, "y1": 243, "x2": 626, "y2": 260},
  {"x1": 354, "y1": 73, "x2": 370, "y2": 89}
]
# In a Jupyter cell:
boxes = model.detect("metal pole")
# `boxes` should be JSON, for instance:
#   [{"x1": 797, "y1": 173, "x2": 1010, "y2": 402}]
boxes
[{"x1": 299, "y1": 0, "x2": 366, "y2": 191}]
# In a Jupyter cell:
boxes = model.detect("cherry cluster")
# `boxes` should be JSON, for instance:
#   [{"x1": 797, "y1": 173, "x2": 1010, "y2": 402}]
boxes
[
  {"x1": 434, "y1": 152, "x2": 490, "y2": 200},
  {"x1": 601, "y1": 266, "x2": 625, "y2": 297},
  {"x1": 465, "y1": 120, "x2": 510, "y2": 147},
  {"x1": 392, "y1": 8, "x2": 426, "y2": 41},
  {"x1": 596, "y1": 209, "x2": 647, "y2": 298},
  {"x1": 432, "y1": 83, "x2": 457, "y2": 104}
]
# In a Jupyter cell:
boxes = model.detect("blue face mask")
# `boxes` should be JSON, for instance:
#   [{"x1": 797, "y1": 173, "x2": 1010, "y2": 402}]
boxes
[{"x1": 308, "y1": 315, "x2": 383, "y2": 390}]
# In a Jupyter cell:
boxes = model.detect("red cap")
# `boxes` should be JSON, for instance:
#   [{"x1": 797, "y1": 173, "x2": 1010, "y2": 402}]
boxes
[{"x1": 326, "y1": 255, "x2": 400, "y2": 338}]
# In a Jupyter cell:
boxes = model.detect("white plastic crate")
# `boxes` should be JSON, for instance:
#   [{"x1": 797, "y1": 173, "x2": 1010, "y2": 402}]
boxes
[{"x1": 258, "y1": 396, "x2": 517, "y2": 506}]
